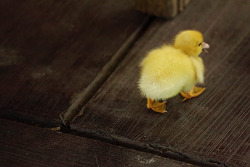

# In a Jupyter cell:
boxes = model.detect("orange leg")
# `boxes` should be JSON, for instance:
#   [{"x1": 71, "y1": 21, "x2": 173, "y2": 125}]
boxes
[
  {"x1": 147, "y1": 98, "x2": 167, "y2": 113},
  {"x1": 180, "y1": 86, "x2": 205, "y2": 101}
]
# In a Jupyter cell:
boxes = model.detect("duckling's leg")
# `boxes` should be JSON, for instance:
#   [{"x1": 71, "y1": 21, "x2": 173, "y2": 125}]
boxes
[
  {"x1": 147, "y1": 98, "x2": 153, "y2": 109},
  {"x1": 147, "y1": 98, "x2": 167, "y2": 113},
  {"x1": 180, "y1": 87, "x2": 205, "y2": 101}
]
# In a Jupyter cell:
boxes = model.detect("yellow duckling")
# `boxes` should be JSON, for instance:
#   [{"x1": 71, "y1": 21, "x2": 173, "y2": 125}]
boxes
[{"x1": 138, "y1": 30, "x2": 209, "y2": 113}]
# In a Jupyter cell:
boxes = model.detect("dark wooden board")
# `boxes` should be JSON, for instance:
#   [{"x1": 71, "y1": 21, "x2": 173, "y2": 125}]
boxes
[
  {"x1": 134, "y1": 0, "x2": 191, "y2": 18},
  {"x1": 0, "y1": 118, "x2": 197, "y2": 167},
  {"x1": 72, "y1": 0, "x2": 250, "y2": 166},
  {"x1": 0, "y1": 0, "x2": 146, "y2": 123}
]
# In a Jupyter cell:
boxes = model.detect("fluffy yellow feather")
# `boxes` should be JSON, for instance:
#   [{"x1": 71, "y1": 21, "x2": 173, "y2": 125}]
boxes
[{"x1": 138, "y1": 30, "x2": 209, "y2": 113}]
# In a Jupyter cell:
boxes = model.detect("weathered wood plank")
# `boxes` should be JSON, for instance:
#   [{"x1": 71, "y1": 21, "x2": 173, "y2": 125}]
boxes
[
  {"x1": 71, "y1": 0, "x2": 250, "y2": 166},
  {"x1": 134, "y1": 0, "x2": 191, "y2": 18},
  {"x1": 134, "y1": 0, "x2": 178, "y2": 18},
  {"x1": 0, "y1": 118, "x2": 197, "y2": 167},
  {"x1": 0, "y1": 0, "x2": 147, "y2": 123}
]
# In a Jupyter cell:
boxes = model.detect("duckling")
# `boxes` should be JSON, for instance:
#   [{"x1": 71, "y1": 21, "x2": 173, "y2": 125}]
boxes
[{"x1": 138, "y1": 30, "x2": 209, "y2": 113}]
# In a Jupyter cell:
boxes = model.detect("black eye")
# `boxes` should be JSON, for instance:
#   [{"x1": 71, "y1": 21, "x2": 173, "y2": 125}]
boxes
[{"x1": 198, "y1": 43, "x2": 202, "y2": 46}]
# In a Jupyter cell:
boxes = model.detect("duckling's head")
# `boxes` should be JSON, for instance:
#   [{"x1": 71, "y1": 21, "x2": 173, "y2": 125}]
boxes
[{"x1": 174, "y1": 30, "x2": 209, "y2": 57}]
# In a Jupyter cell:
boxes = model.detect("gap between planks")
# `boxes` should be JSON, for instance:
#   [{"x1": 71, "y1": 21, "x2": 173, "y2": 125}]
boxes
[
  {"x1": 0, "y1": 109, "x2": 230, "y2": 167},
  {"x1": 66, "y1": 126, "x2": 230, "y2": 167},
  {"x1": 59, "y1": 15, "x2": 155, "y2": 127}
]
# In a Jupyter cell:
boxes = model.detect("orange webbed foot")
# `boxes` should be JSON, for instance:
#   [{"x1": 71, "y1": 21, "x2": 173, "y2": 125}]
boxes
[
  {"x1": 147, "y1": 98, "x2": 167, "y2": 113},
  {"x1": 180, "y1": 87, "x2": 205, "y2": 101}
]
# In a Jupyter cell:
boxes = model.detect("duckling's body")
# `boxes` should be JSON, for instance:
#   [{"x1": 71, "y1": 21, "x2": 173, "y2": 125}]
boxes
[
  {"x1": 138, "y1": 30, "x2": 209, "y2": 113},
  {"x1": 139, "y1": 45, "x2": 204, "y2": 100}
]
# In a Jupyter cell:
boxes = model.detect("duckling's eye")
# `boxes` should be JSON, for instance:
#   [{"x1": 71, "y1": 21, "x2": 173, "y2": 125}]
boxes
[{"x1": 198, "y1": 43, "x2": 202, "y2": 46}]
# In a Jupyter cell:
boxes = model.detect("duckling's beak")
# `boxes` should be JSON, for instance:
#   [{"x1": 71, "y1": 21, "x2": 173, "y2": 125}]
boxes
[{"x1": 202, "y1": 42, "x2": 209, "y2": 53}]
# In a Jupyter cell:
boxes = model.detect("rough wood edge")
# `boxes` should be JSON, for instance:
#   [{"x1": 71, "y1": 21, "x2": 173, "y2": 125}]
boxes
[
  {"x1": 59, "y1": 15, "x2": 154, "y2": 127},
  {"x1": 69, "y1": 126, "x2": 231, "y2": 167},
  {"x1": 134, "y1": 0, "x2": 191, "y2": 18},
  {"x1": 0, "y1": 118, "x2": 197, "y2": 167}
]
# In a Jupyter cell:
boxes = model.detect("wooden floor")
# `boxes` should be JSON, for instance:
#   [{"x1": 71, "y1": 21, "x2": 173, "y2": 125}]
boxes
[{"x1": 0, "y1": 0, "x2": 249, "y2": 166}]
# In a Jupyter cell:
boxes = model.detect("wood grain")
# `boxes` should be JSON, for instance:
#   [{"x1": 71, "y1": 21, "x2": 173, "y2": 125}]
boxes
[
  {"x1": 0, "y1": 0, "x2": 146, "y2": 123},
  {"x1": 0, "y1": 118, "x2": 197, "y2": 167},
  {"x1": 72, "y1": 0, "x2": 250, "y2": 166}
]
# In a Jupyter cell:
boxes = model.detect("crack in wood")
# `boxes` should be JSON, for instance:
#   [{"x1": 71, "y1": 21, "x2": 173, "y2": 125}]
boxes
[{"x1": 67, "y1": 126, "x2": 231, "y2": 167}]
